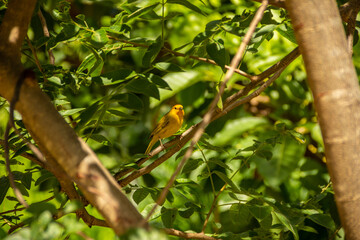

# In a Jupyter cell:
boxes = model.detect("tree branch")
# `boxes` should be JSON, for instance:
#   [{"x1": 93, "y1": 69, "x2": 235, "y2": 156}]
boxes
[
  {"x1": 116, "y1": 47, "x2": 294, "y2": 185},
  {"x1": 118, "y1": 1, "x2": 270, "y2": 196},
  {"x1": 0, "y1": 0, "x2": 37, "y2": 61},
  {"x1": 37, "y1": 10, "x2": 55, "y2": 65},
  {"x1": 286, "y1": 0, "x2": 360, "y2": 238},
  {"x1": 0, "y1": 0, "x2": 145, "y2": 235},
  {"x1": 163, "y1": 228, "x2": 219, "y2": 240},
  {"x1": 252, "y1": 0, "x2": 286, "y2": 9}
]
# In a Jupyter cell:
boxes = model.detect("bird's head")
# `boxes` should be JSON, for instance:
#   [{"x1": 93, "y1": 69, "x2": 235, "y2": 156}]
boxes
[{"x1": 172, "y1": 104, "x2": 184, "y2": 118}]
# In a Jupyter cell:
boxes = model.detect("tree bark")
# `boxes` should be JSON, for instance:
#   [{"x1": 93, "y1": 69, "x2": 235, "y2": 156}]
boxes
[
  {"x1": 286, "y1": 0, "x2": 360, "y2": 239},
  {"x1": 0, "y1": 0, "x2": 145, "y2": 235}
]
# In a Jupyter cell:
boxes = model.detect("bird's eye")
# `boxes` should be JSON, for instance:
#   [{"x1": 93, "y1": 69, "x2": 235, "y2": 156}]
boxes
[{"x1": 174, "y1": 107, "x2": 177, "y2": 109}]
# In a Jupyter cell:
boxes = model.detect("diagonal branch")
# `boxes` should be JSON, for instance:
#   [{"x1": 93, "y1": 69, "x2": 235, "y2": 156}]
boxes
[
  {"x1": 115, "y1": 45, "x2": 298, "y2": 183},
  {"x1": 37, "y1": 10, "x2": 55, "y2": 65},
  {"x1": 163, "y1": 228, "x2": 219, "y2": 240},
  {"x1": 129, "y1": 1, "x2": 269, "y2": 223}
]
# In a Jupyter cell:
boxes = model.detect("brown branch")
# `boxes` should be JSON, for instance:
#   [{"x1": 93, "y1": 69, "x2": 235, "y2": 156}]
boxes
[
  {"x1": 0, "y1": 0, "x2": 145, "y2": 235},
  {"x1": 4, "y1": 71, "x2": 29, "y2": 208},
  {"x1": 252, "y1": 47, "x2": 300, "y2": 82},
  {"x1": 1, "y1": 135, "x2": 107, "y2": 228},
  {"x1": 116, "y1": 44, "x2": 300, "y2": 182},
  {"x1": 25, "y1": 36, "x2": 48, "y2": 82},
  {"x1": 339, "y1": 0, "x2": 360, "y2": 23},
  {"x1": 118, "y1": 125, "x2": 199, "y2": 187},
  {"x1": 164, "y1": 47, "x2": 253, "y2": 79},
  {"x1": 118, "y1": 64, "x2": 284, "y2": 188},
  {"x1": 37, "y1": 10, "x2": 55, "y2": 65},
  {"x1": 252, "y1": 0, "x2": 286, "y2": 9},
  {"x1": 339, "y1": 0, "x2": 360, "y2": 54},
  {"x1": 138, "y1": 1, "x2": 269, "y2": 224},
  {"x1": 163, "y1": 228, "x2": 219, "y2": 240},
  {"x1": 0, "y1": 196, "x2": 54, "y2": 216},
  {"x1": 0, "y1": 0, "x2": 37, "y2": 61},
  {"x1": 0, "y1": 139, "x2": 45, "y2": 168},
  {"x1": 286, "y1": 0, "x2": 360, "y2": 238}
]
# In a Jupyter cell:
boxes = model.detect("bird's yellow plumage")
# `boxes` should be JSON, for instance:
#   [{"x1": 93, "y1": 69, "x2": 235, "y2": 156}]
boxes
[{"x1": 145, "y1": 104, "x2": 184, "y2": 155}]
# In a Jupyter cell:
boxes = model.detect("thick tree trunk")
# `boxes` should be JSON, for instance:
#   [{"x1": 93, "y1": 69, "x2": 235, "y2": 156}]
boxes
[
  {"x1": 286, "y1": 0, "x2": 360, "y2": 238},
  {"x1": 0, "y1": 0, "x2": 145, "y2": 234}
]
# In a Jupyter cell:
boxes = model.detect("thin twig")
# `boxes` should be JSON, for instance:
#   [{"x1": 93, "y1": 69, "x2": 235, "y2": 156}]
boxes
[
  {"x1": 252, "y1": 0, "x2": 285, "y2": 8},
  {"x1": 38, "y1": 10, "x2": 55, "y2": 65},
  {"x1": 0, "y1": 139, "x2": 45, "y2": 168},
  {"x1": 4, "y1": 71, "x2": 30, "y2": 208},
  {"x1": 163, "y1": 228, "x2": 219, "y2": 240},
  {"x1": 25, "y1": 36, "x2": 48, "y2": 82},
  {"x1": 116, "y1": 45, "x2": 300, "y2": 183},
  {"x1": 6, "y1": 71, "x2": 46, "y2": 163},
  {"x1": 164, "y1": 47, "x2": 254, "y2": 79},
  {"x1": 143, "y1": 0, "x2": 269, "y2": 224},
  {"x1": 0, "y1": 196, "x2": 55, "y2": 215},
  {"x1": 201, "y1": 67, "x2": 283, "y2": 231}
]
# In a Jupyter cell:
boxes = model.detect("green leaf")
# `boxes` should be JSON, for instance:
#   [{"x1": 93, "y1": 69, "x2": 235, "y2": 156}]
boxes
[
  {"x1": 248, "y1": 205, "x2": 272, "y2": 222},
  {"x1": 167, "y1": 0, "x2": 206, "y2": 16},
  {"x1": 0, "y1": 177, "x2": 10, "y2": 205},
  {"x1": 63, "y1": 200, "x2": 82, "y2": 214},
  {"x1": 298, "y1": 225, "x2": 318, "y2": 234},
  {"x1": 308, "y1": 213, "x2": 336, "y2": 230},
  {"x1": 175, "y1": 147, "x2": 190, "y2": 160},
  {"x1": 273, "y1": 210, "x2": 299, "y2": 240},
  {"x1": 123, "y1": 3, "x2": 160, "y2": 22},
  {"x1": 276, "y1": 23, "x2": 297, "y2": 44},
  {"x1": 161, "y1": 207, "x2": 177, "y2": 228},
  {"x1": 146, "y1": 74, "x2": 171, "y2": 90},
  {"x1": 35, "y1": 171, "x2": 55, "y2": 186},
  {"x1": 76, "y1": 101, "x2": 101, "y2": 129},
  {"x1": 14, "y1": 182, "x2": 29, "y2": 197},
  {"x1": 102, "y1": 120, "x2": 134, "y2": 127},
  {"x1": 89, "y1": 134, "x2": 112, "y2": 146},
  {"x1": 125, "y1": 77, "x2": 160, "y2": 100},
  {"x1": 59, "y1": 108, "x2": 85, "y2": 117},
  {"x1": 76, "y1": 14, "x2": 85, "y2": 21},
  {"x1": 255, "y1": 149, "x2": 273, "y2": 161},
  {"x1": 114, "y1": 93, "x2": 144, "y2": 110},
  {"x1": 61, "y1": 22, "x2": 80, "y2": 38},
  {"x1": 288, "y1": 130, "x2": 306, "y2": 144},
  {"x1": 92, "y1": 69, "x2": 134, "y2": 85},
  {"x1": 229, "y1": 203, "x2": 252, "y2": 226},
  {"x1": 21, "y1": 172, "x2": 32, "y2": 190},
  {"x1": 200, "y1": 138, "x2": 227, "y2": 153},
  {"x1": 251, "y1": 24, "x2": 277, "y2": 50},
  {"x1": 154, "y1": 62, "x2": 184, "y2": 72},
  {"x1": 133, "y1": 188, "x2": 150, "y2": 205},
  {"x1": 77, "y1": 51, "x2": 104, "y2": 77},
  {"x1": 213, "y1": 171, "x2": 241, "y2": 193},
  {"x1": 253, "y1": 135, "x2": 305, "y2": 187},
  {"x1": 206, "y1": 39, "x2": 228, "y2": 69},
  {"x1": 27, "y1": 202, "x2": 57, "y2": 216},
  {"x1": 182, "y1": 158, "x2": 203, "y2": 174},
  {"x1": 107, "y1": 109, "x2": 137, "y2": 119},
  {"x1": 11, "y1": 145, "x2": 30, "y2": 159},
  {"x1": 90, "y1": 29, "x2": 109, "y2": 49},
  {"x1": 208, "y1": 158, "x2": 232, "y2": 171},
  {"x1": 178, "y1": 207, "x2": 194, "y2": 218},
  {"x1": 142, "y1": 37, "x2": 162, "y2": 67}
]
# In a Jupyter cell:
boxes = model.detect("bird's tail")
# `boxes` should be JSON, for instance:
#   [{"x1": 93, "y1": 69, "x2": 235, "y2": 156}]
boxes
[{"x1": 145, "y1": 138, "x2": 157, "y2": 155}]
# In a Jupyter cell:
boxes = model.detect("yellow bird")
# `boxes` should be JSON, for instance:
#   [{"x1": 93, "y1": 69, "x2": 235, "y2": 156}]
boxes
[{"x1": 145, "y1": 104, "x2": 185, "y2": 155}]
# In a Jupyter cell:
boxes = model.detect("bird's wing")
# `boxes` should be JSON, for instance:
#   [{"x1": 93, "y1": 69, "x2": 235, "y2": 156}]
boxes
[{"x1": 149, "y1": 115, "x2": 170, "y2": 138}]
